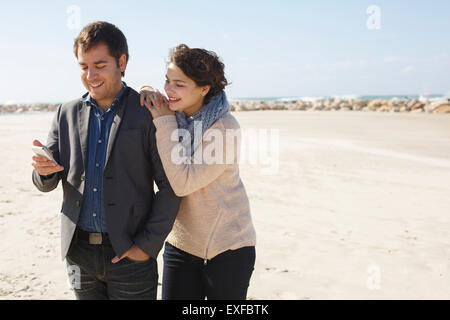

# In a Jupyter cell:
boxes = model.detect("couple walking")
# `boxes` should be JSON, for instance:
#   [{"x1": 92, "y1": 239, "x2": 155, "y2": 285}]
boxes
[{"x1": 31, "y1": 21, "x2": 256, "y2": 300}]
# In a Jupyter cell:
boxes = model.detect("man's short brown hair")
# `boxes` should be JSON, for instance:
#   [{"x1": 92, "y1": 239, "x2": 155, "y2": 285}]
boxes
[{"x1": 74, "y1": 21, "x2": 129, "y2": 77}]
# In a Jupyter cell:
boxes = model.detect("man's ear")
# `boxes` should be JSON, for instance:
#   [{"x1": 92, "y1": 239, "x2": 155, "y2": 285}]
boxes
[
  {"x1": 201, "y1": 85, "x2": 211, "y2": 97},
  {"x1": 118, "y1": 54, "x2": 127, "y2": 73}
]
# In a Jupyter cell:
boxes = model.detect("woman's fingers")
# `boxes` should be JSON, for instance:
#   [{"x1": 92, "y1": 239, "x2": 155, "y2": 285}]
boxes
[
  {"x1": 161, "y1": 95, "x2": 169, "y2": 108},
  {"x1": 141, "y1": 91, "x2": 157, "y2": 110},
  {"x1": 139, "y1": 87, "x2": 170, "y2": 113},
  {"x1": 148, "y1": 92, "x2": 161, "y2": 108},
  {"x1": 140, "y1": 89, "x2": 153, "y2": 107},
  {"x1": 140, "y1": 89, "x2": 149, "y2": 107},
  {"x1": 145, "y1": 94, "x2": 155, "y2": 109},
  {"x1": 139, "y1": 85, "x2": 154, "y2": 91},
  {"x1": 139, "y1": 86, "x2": 154, "y2": 106},
  {"x1": 155, "y1": 93, "x2": 162, "y2": 108},
  {"x1": 140, "y1": 91, "x2": 145, "y2": 107},
  {"x1": 156, "y1": 89, "x2": 166, "y2": 107}
]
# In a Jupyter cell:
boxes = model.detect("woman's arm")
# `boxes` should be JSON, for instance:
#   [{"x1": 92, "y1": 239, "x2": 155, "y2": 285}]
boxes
[
  {"x1": 139, "y1": 86, "x2": 234, "y2": 196},
  {"x1": 152, "y1": 115, "x2": 229, "y2": 197}
]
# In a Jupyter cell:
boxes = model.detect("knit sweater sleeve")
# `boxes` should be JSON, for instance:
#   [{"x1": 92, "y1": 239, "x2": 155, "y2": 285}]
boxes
[{"x1": 152, "y1": 115, "x2": 237, "y2": 197}]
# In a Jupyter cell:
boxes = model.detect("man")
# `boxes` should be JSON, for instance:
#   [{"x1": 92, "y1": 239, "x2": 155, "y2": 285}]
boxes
[{"x1": 31, "y1": 21, "x2": 180, "y2": 300}]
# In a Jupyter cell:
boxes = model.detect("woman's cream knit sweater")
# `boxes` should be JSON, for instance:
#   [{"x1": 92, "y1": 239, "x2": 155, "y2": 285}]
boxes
[{"x1": 153, "y1": 113, "x2": 256, "y2": 260}]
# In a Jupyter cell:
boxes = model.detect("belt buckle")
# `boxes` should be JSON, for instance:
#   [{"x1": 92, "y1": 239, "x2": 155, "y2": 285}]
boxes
[{"x1": 89, "y1": 233, "x2": 102, "y2": 245}]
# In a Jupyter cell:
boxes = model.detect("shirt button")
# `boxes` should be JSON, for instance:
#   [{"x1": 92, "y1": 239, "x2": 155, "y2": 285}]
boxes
[
  {"x1": 98, "y1": 139, "x2": 102, "y2": 144},
  {"x1": 93, "y1": 213, "x2": 97, "y2": 217},
  {"x1": 96, "y1": 163, "x2": 100, "y2": 168},
  {"x1": 93, "y1": 188, "x2": 98, "y2": 192}
]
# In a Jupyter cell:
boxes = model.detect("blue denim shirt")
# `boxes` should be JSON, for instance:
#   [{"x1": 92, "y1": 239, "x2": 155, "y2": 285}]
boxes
[{"x1": 77, "y1": 82, "x2": 127, "y2": 232}]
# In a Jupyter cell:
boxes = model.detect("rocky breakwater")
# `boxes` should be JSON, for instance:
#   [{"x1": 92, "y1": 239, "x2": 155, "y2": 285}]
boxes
[
  {"x1": 230, "y1": 98, "x2": 450, "y2": 114},
  {"x1": 0, "y1": 103, "x2": 60, "y2": 113},
  {"x1": 1, "y1": 99, "x2": 450, "y2": 114}
]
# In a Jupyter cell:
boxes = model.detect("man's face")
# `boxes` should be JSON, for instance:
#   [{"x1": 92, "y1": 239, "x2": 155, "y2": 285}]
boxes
[{"x1": 77, "y1": 43, "x2": 126, "y2": 108}]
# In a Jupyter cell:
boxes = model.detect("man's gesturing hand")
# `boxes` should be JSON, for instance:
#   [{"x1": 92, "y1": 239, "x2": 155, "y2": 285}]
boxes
[{"x1": 31, "y1": 140, "x2": 64, "y2": 176}]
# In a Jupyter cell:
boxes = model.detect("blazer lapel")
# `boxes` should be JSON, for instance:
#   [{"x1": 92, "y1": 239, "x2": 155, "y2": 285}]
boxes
[
  {"x1": 105, "y1": 91, "x2": 128, "y2": 168},
  {"x1": 78, "y1": 100, "x2": 91, "y2": 170}
]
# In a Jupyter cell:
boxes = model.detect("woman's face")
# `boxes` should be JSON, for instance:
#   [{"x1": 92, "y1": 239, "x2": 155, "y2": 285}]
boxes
[{"x1": 164, "y1": 62, "x2": 210, "y2": 116}]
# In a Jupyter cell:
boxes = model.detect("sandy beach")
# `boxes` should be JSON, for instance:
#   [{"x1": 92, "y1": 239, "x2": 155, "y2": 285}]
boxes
[{"x1": 0, "y1": 110, "x2": 449, "y2": 300}]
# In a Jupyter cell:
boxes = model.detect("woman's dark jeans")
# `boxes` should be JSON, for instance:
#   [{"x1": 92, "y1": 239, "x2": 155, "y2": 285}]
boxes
[{"x1": 162, "y1": 242, "x2": 256, "y2": 300}]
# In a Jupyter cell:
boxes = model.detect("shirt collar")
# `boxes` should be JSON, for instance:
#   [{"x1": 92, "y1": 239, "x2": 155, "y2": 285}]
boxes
[
  {"x1": 184, "y1": 108, "x2": 203, "y2": 123},
  {"x1": 83, "y1": 81, "x2": 127, "y2": 111}
]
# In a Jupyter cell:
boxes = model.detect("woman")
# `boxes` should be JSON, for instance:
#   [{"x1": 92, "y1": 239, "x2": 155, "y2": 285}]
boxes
[{"x1": 139, "y1": 44, "x2": 256, "y2": 300}]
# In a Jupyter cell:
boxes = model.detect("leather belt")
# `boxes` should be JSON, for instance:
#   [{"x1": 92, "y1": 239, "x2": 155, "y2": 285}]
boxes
[{"x1": 75, "y1": 228, "x2": 111, "y2": 245}]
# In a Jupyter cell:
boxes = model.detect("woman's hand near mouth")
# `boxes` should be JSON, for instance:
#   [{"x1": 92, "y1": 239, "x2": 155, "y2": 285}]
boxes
[{"x1": 139, "y1": 85, "x2": 174, "y2": 118}]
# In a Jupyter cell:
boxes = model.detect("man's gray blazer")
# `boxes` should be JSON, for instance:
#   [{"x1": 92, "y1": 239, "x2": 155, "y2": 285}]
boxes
[{"x1": 32, "y1": 87, "x2": 181, "y2": 260}]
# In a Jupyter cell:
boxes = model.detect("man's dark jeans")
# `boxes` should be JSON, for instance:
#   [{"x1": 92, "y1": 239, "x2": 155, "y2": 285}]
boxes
[{"x1": 65, "y1": 236, "x2": 158, "y2": 300}]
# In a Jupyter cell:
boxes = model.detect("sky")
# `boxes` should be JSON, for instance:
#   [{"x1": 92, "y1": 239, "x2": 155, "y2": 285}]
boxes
[{"x1": 0, "y1": 0, "x2": 449, "y2": 104}]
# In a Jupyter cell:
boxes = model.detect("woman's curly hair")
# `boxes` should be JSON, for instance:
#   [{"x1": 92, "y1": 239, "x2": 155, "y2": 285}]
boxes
[{"x1": 168, "y1": 44, "x2": 229, "y2": 105}]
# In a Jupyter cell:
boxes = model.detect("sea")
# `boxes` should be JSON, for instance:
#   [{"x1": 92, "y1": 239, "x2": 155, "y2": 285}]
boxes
[{"x1": 230, "y1": 94, "x2": 448, "y2": 102}]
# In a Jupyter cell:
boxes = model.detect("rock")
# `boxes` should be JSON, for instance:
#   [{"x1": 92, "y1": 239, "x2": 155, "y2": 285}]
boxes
[
  {"x1": 270, "y1": 103, "x2": 286, "y2": 110},
  {"x1": 352, "y1": 100, "x2": 366, "y2": 111},
  {"x1": 324, "y1": 99, "x2": 341, "y2": 111},
  {"x1": 30, "y1": 104, "x2": 47, "y2": 111},
  {"x1": 339, "y1": 102, "x2": 352, "y2": 110},
  {"x1": 304, "y1": 101, "x2": 313, "y2": 109},
  {"x1": 367, "y1": 99, "x2": 386, "y2": 111},
  {"x1": 311, "y1": 100, "x2": 325, "y2": 111},
  {"x1": 311, "y1": 104, "x2": 324, "y2": 111},
  {"x1": 1, "y1": 98, "x2": 449, "y2": 114},
  {"x1": 388, "y1": 98, "x2": 399, "y2": 107},
  {"x1": 428, "y1": 99, "x2": 450, "y2": 112},
  {"x1": 432, "y1": 105, "x2": 450, "y2": 113},
  {"x1": 295, "y1": 102, "x2": 308, "y2": 110},
  {"x1": 254, "y1": 104, "x2": 268, "y2": 111},
  {"x1": 286, "y1": 103, "x2": 302, "y2": 110},
  {"x1": 323, "y1": 99, "x2": 333, "y2": 108},
  {"x1": 48, "y1": 104, "x2": 59, "y2": 111},
  {"x1": 407, "y1": 99, "x2": 418, "y2": 108},
  {"x1": 410, "y1": 101, "x2": 425, "y2": 110},
  {"x1": 330, "y1": 99, "x2": 342, "y2": 110},
  {"x1": 0, "y1": 105, "x2": 17, "y2": 112},
  {"x1": 244, "y1": 102, "x2": 255, "y2": 110},
  {"x1": 354, "y1": 100, "x2": 367, "y2": 107},
  {"x1": 378, "y1": 105, "x2": 393, "y2": 112}
]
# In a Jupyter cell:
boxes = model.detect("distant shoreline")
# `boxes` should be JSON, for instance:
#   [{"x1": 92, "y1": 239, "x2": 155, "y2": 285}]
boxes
[
  {"x1": 230, "y1": 94, "x2": 447, "y2": 102},
  {"x1": 1, "y1": 96, "x2": 449, "y2": 114}
]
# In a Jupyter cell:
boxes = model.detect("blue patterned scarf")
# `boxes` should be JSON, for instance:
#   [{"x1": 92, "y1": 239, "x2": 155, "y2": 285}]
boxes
[{"x1": 175, "y1": 90, "x2": 230, "y2": 155}]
